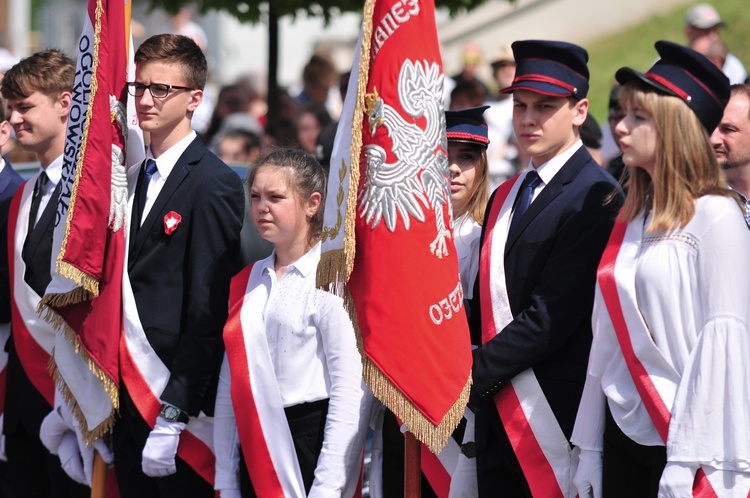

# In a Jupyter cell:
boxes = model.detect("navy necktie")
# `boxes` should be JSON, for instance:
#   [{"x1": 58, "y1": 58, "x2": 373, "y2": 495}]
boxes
[
  {"x1": 510, "y1": 170, "x2": 541, "y2": 233},
  {"x1": 137, "y1": 159, "x2": 158, "y2": 224},
  {"x1": 28, "y1": 171, "x2": 49, "y2": 232}
]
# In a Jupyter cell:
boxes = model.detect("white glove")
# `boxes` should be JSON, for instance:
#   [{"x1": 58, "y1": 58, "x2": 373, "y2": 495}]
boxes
[
  {"x1": 449, "y1": 452, "x2": 478, "y2": 497},
  {"x1": 449, "y1": 408, "x2": 478, "y2": 498},
  {"x1": 40, "y1": 406, "x2": 114, "y2": 486},
  {"x1": 142, "y1": 416, "x2": 186, "y2": 477},
  {"x1": 658, "y1": 462, "x2": 698, "y2": 498},
  {"x1": 219, "y1": 490, "x2": 242, "y2": 498},
  {"x1": 40, "y1": 408, "x2": 70, "y2": 456},
  {"x1": 573, "y1": 449, "x2": 603, "y2": 498},
  {"x1": 58, "y1": 401, "x2": 115, "y2": 474},
  {"x1": 58, "y1": 431, "x2": 88, "y2": 485}
]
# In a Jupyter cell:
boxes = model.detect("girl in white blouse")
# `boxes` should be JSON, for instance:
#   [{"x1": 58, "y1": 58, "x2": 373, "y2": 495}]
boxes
[
  {"x1": 214, "y1": 148, "x2": 367, "y2": 498},
  {"x1": 572, "y1": 42, "x2": 750, "y2": 498}
]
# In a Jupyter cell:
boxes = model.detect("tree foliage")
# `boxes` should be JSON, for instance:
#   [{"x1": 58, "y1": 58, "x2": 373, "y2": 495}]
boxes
[{"x1": 147, "y1": 0, "x2": 496, "y2": 24}]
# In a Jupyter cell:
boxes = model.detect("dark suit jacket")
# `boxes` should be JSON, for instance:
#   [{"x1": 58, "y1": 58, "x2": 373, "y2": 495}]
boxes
[
  {"x1": 128, "y1": 137, "x2": 244, "y2": 417},
  {"x1": 6, "y1": 176, "x2": 62, "y2": 436},
  {"x1": 470, "y1": 146, "x2": 622, "y2": 468}
]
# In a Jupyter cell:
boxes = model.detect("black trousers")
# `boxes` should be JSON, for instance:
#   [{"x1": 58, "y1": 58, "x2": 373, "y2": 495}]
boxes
[
  {"x1": 381, "y1": 409, "x2": 438, "y2": 497},
  {"x1": 239, "y1": 398, "x2": 329, "y2": 497},
  {"x1": 113, "y1": 387, "x2": 214, "y2": 498},
  {"x1": 602, "y1": 407, "x2": 666, "y2": 498},
  {"x1": 5, "y1": 428, "x2": 89, "y2": 498},
  {"x1": 475, "y1": 414, "x2": 532, "y2": 498}
]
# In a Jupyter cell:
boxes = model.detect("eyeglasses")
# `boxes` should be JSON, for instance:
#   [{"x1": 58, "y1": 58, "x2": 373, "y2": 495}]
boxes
[{"x1": 127, "y1": 83, "x2": 194, "y2": 99}]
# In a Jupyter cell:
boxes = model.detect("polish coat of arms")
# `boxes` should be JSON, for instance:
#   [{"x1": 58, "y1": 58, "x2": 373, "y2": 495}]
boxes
[{"x1": 359, "y1": 60, "x2": 452, "y2": 258}]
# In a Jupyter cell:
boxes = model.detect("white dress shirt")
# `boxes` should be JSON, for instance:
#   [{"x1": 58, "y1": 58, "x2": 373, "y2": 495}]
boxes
[
  {"x1": 518, "y1": 139, "x2": 583, "y2": 207},
  {"x1": 140, "y1": 130, "x2": 196, "y2": 224},
  {"x1": 454, "y1": 212, "x2": 481, "y2": 301},
  {"x1": 214, "y1": 243, "x2": 365, "y2": 496}
]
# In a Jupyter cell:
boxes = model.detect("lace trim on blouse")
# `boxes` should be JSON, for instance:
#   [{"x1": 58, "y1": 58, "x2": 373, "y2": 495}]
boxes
[{"x1": 642, "y1": 233, "x2": 699, "y2": 251}]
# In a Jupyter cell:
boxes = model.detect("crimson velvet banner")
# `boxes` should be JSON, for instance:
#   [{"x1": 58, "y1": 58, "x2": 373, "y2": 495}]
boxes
[
  {"x1": 39, "y1": 0, "x2": 143, "y2": 442},
  {"x1": 318, "y1": 0, "x2": 472, "y2": 453}
]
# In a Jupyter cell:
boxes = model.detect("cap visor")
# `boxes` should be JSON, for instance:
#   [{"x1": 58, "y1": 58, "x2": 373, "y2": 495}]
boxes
[
  {"x1": 690, "y1": 20, "x2": 726, "y2": 29},
  {"x1": 615, "y1": 67, "x2": 678, "y2": 98}
]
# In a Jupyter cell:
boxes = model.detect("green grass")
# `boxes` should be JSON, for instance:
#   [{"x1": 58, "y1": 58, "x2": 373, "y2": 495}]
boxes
[{"x1": 584, "y1": 0, "x2": 749, "y2": 124}]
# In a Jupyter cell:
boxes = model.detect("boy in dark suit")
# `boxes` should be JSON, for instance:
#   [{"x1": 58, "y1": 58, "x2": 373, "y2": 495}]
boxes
[
  {"x1": 2, "y1": 49, "x2": 90, "y2": 498},
  {"x1": 469, "y1": 40, "x2": 622, "y2": 497},
  {"x1": 113, "y1": 34, "x2": 244, "y2": 498}
]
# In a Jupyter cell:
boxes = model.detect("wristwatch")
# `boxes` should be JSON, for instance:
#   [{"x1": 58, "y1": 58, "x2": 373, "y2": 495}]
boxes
[{"x1": 159, "y1": 403, "x2": 190, "y2": 424}]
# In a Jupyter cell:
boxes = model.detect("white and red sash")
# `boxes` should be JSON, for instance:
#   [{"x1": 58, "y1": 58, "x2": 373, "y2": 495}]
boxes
[
  {"x1": 7, "y1": 178, "x2": 55, "y2": 407},
  {"x1": 223, "y1": 264, "x2": 307, "y2": 498},
  {"x1": 479, "y1": 174, "x2": 578, "y2": 498},
  {"x1": 596, "y1": 219, "x2": 734, "y2": 498},
  {"x1": 421, "y1": 433, "x2": 462, "y2": 497},
  {"x1": 119, "y1": 170, "x2": 214, "y2": 485}
]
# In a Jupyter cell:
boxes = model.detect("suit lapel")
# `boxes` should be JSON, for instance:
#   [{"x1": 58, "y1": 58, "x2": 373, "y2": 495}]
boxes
[
  {"x1": 129, "y1": 138, "x2": 205, "y2": 259},
  {"x1": 505, "y1": 147, "x2": 591, "y2": 253},
  {"x1": 23, "y1": 181, "x2": 61, "y2": 257}
]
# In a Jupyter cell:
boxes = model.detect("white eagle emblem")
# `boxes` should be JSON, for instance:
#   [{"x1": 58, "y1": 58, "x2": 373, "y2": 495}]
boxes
[{"x1": 359, "y1": 60, "x2": 452, "y2": 258}]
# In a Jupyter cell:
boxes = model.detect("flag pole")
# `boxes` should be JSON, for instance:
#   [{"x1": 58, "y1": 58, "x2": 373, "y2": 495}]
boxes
[
  {"x1": 90, "y1": 452, "x2": 107, "y2": 498},
  {"x1": 404, "y1": 431, "x2": 421, "y2": 498}
]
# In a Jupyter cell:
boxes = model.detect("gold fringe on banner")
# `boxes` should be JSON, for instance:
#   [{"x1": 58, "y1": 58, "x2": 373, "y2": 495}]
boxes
[
  {"x1": 37, "y1": 0, "x2": 119, "y2": 444},
  {"x1": 337, "y1": 286, "x2": 471, "y2": 454},
  {"x1": 316, "y1": 0, "x2": 470, "y2": 453},
  {"x1": 54, "y1": 0, "x2": 104, "y2": 299},
  {"x1": 341, "y1": 0, "x2": 373, "y2": 280},
  {"x1": 315, "y1": 0, "x2": 375, "y2": 292},
  {"x1": 38, "y1": 284, "x2": 92, "y2": 310},
  {"x1": 51, "y1": 358, "x2": 118, "y2": 444},
  {"x1": 40, "y1": 304, "x2": 119, "y2": 445},
  {"x1": 364, "y1": 356, "x2": 471, "y2": 455},
  {"x1": 58, "y1": 260, "x2": 99, "y2": 297}
]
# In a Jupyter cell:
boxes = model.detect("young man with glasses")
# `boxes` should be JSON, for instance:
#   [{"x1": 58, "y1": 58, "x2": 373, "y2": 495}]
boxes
[{"x1": 115, "y1": 33, "x2": 244, "y2": 498}]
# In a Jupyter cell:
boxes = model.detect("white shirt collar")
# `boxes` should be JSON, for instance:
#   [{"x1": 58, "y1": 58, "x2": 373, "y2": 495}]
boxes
[
  {"x1": 41, "y1": 154, "x2": 64, "y2": 186},
  {"x1": 262, "y1": 242, "x2": 321, "y2": 279},
  {"x1": 146, "y1": 130, "x2": 197, "y2": 180},
  {"x1": 525, "y1": 139, "x2": 583, "y2": 185}
]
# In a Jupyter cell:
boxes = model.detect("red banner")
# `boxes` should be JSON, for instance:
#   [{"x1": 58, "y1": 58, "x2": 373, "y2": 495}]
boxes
[
  {"x1": 320, "y1": 0, "x2": 472, "y2": 453},
  {"x1": 39, "y1": 0, "x2": 143, "y2": 442}
]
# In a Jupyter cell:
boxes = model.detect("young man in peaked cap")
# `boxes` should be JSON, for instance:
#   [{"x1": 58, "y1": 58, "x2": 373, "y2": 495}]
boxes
[{"x1": 468, "y1": 40, "x2": 622, "y2": 497}]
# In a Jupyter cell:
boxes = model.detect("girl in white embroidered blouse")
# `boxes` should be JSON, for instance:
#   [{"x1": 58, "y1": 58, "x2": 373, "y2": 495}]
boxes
[
  {"x1": 213, "y1": 148, "x2": 367, "y2": 498},
  {"x1": 572, "y1": 41, "x2": 750, "y2": 498}
]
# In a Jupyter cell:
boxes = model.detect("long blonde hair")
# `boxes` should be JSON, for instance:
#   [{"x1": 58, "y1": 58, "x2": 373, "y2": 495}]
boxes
[
  {"x1": 465, "y1": 145, "x2": 490, "y2": 225},
  {"x1": 618, "y1": 81, "x2": 733, "y2": 231}
]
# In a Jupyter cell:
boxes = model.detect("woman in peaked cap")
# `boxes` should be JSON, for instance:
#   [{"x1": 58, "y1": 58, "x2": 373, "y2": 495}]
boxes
[
  {"x1": 446, "y1": 105, "x2": 491, "y2": 305},
  {"x1": 572, "y1": 41, "x2": 750, "y2": 498},
  {"x1": 444, "y1": 106, "x2": 490, "y2": 498}
]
